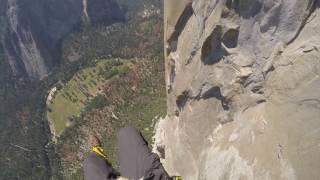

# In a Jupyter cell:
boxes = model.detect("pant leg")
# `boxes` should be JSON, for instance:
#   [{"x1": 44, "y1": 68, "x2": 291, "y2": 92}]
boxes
[
  {"x1": 83, "y1": 153, "x2": 118, "y2": 180},
  {"x1": 117, "y1": 127, "x2": 169, "y2": 180}
]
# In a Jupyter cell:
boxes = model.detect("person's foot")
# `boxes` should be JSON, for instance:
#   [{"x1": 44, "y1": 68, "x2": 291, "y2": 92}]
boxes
[{"x1": 88, "y1": 134, "x2": 102, "y2": 148}]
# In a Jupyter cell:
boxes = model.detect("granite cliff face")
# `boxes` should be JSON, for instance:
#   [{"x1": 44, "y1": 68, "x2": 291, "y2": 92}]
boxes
[
  {"x1": 156, "y1": 0, "x2": 320, "y2": 179},
  {"x1": 1, "y1": 0, "x2": 124, "y2": 79}
]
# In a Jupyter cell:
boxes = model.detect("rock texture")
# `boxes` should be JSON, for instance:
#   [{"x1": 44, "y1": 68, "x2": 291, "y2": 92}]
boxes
[
  {"x1": 157, "y1": 0, "x2": 320, "y2": 179},
  {"x1": 1, "y1": 0, "x2": 124, "y2": 79}
]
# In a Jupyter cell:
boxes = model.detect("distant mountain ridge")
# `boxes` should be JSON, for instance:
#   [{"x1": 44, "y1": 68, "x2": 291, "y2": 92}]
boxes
[{"x1": 1, "y1": 0, "x2": 124, "y2": 80}]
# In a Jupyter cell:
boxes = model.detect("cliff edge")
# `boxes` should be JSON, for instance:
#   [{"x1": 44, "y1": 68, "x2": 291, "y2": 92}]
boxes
[{"x1": 156, "y1": 0, "x2": 320, "y2": 179}]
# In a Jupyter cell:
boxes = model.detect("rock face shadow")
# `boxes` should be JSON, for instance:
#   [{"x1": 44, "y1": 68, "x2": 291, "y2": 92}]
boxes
[
  {"x1": 167, "y1": 3, "x2": 194, "y2": 53},
  {"x1": 201, "y1": 26, "x2": 239, "y2": 65},
  {"x1": 201, "y1": 26, "x2": 224, "y2": 65}
]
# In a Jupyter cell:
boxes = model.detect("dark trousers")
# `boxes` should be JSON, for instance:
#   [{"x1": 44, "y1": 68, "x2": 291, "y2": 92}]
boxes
[{"x1": 83, "y1": 127, "x2": 169, "y2": 180}]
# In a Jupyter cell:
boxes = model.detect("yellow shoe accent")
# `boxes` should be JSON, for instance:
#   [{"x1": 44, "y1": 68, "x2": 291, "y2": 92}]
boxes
[
  {"x1": 92, "y1": 146, "x2": 108, "y2": 160},
  {"x1": 174, "y1": 176, "x2": 182, "y2": 180},
  {"x1": 172, "y1": 176, "x2": 182, "y2": 180}
]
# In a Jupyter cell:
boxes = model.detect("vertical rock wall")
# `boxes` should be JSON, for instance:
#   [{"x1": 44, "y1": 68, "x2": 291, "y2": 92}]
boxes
[{"x1": 158, "y1": 0, "x2": 320, "y2": 179}]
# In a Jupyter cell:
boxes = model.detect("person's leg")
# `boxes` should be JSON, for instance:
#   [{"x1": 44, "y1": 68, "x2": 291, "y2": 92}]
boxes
[
  {"x1": 83, "y1": 134, "x2": 118, "y2": 180},
  {"x1": 83, "y1": 153, "x2": 117, "y2": 180},
  {"x1": 117, "y1": 127, "x2": 169, "y2": 179}
]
